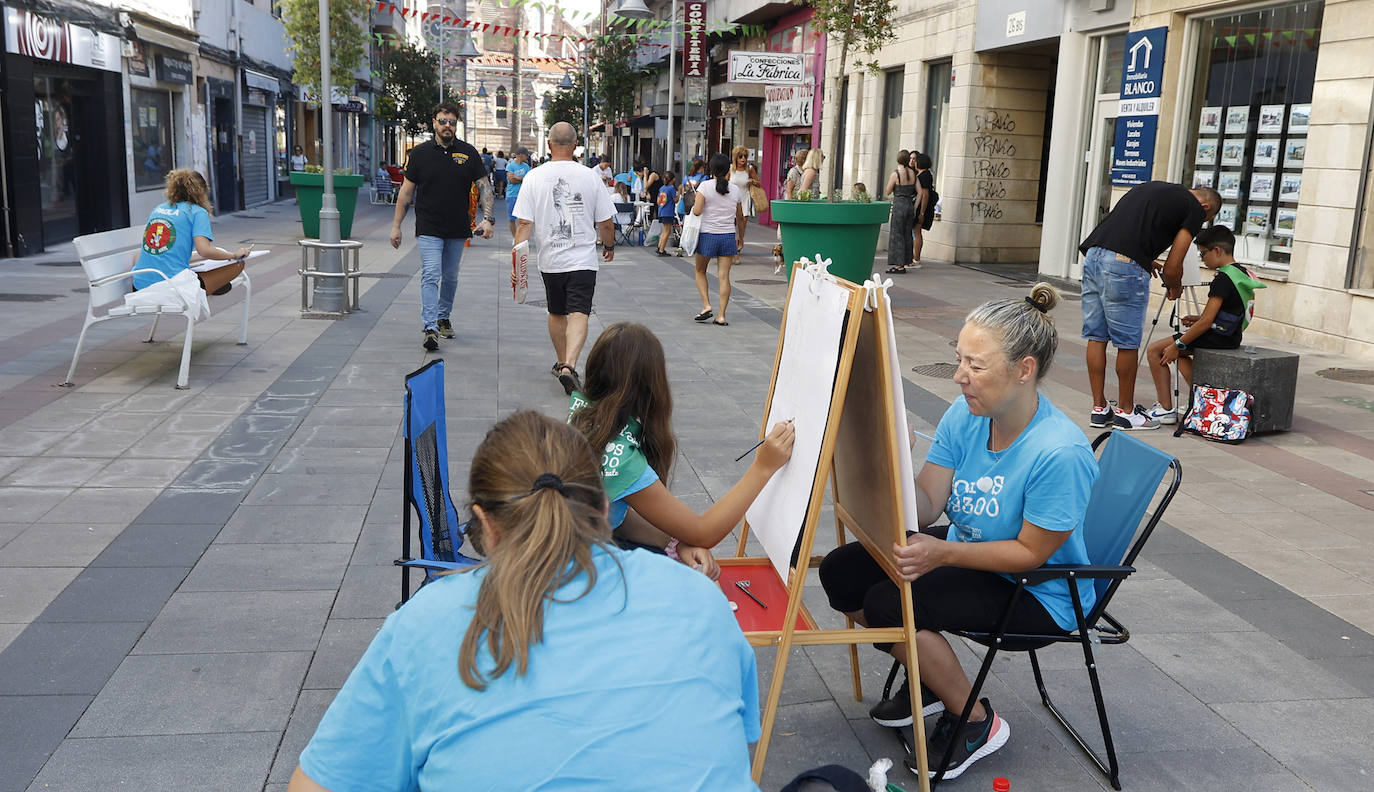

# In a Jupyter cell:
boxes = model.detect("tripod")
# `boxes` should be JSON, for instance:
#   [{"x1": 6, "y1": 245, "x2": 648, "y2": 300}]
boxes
[{"x1": 1142, "y1": 285, "x2": 1204, "y2": 425}]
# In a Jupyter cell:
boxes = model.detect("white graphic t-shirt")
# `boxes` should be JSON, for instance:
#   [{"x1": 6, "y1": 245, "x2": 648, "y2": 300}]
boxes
[{"x1": 513, "y1": 161, "x2": 615, "y2": 273}]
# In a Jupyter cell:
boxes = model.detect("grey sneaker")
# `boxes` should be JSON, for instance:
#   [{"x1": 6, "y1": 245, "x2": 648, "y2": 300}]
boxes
[
  {"x1": 1088, "y1": 400, "x2": 1117, "y2": 429},
  {"x1": 868, "y1": 673, "x2": 946, "y2": 727},
  {"x1": 436, "y1": 319, "x2": 455, "y2": 339},
  {"x1": 1113, "y1": 405, "x2": 1160, "y2": 431},
  {"x1": 422, "y1": 330, "x2": 439, "y2": 352},
  {"x1": 1145, "y1": 402, "x2": 1178, "y2": 425}
]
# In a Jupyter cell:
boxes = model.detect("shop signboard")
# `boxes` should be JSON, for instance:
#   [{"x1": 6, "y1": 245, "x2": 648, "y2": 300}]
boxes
[
  {"x1": 1110, "y1": 26, "x2": 1167, "y2": 186},
  {"x1": 4, "y1": 8, "x2": 120, "y2": 72},
  {"x1": 684, "y1": 0, "x2": 706, "y2": 77},
  {"x1": 763, "y1": 82, "x2": 814, "y2": 128},
  {"x1": 730, "y1": 52, "x2": 805, "y2": 85},
  {"x1": 156, "y1": 53, "x2": 193, "y2": 84}
]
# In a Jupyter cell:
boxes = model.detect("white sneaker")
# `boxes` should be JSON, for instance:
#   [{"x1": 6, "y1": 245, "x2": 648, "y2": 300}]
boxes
[
  {"x1": 1145, "y1": 403, "x2": 1178, "y2": 425},
  {"x1": 1113, "y1": 405, "x2": 1160, "y2": 431}
]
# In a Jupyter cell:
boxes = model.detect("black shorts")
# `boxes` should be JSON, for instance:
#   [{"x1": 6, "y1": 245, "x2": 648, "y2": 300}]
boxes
[
  {"x1": 541, "y1": 269, "x2": 597, "y2": 316},
  {"x1": 818, "y1": 532, "x2": 1066, "y2": 651},
  {"x1": 658, "y1": 216, "x2": 678, "y2": 228},
  {"x1": 1175, "y1": 330, "x2": 1241, "y2": 351}
]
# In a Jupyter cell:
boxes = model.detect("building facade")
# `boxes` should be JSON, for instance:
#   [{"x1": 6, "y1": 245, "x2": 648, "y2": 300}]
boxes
[{"x1": 822, "y1": 0, "x2": 1374, "y2": 358}]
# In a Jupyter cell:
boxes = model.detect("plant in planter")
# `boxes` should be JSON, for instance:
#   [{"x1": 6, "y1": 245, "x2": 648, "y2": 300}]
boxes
[
  {"x1": 769, "y1": 0, "x2": 896, "y2": 282},
  {"x1": 282, "y1": 0, "x2": 369, "y2": 239}
]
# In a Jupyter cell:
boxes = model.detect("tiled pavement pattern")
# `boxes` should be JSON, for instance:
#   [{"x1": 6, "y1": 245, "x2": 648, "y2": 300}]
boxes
[{"x1": 0, "y1": 200, "x2": 1372, "y2": 791}]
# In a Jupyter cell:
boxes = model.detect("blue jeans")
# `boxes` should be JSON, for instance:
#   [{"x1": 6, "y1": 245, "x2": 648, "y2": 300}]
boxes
[
  {"x1": 416, "y1": 235, "x2": 466, "y2": 330},
  {"x1": 1081, "y1": 246, "x2": 1150, "y2": 350}
]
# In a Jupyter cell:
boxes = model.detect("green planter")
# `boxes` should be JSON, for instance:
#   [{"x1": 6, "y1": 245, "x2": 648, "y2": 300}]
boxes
[
  {"x1": 289, "y1": 172, "x2": 366, "y2": 239},
  {"x1": 771, "y1": 200, "x2": 892, "y2": 285}
]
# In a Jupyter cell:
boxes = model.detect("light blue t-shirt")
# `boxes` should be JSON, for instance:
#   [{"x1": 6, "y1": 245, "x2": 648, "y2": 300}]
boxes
[
  {"x1": 299, "y1": 546, "x2": 762, "y2": 792},
  {"x1": 132, "y1": 202, "x2": 212, "y2": 290},
  {"x1": 927, "y1": 396, "x2": 1098, "y2": 631},
  {"x1": 506, "y1": 160, "x2": 531, "y2": 203}
]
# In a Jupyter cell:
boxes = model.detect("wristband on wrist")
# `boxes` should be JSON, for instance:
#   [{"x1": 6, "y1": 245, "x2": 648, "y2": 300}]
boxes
[
  {"x1": 1175, "y1": 338, "x2": 1188, "y2": 351},
  {"x1": 664, "y1": 538, "x2": 680, "y2": 560}
]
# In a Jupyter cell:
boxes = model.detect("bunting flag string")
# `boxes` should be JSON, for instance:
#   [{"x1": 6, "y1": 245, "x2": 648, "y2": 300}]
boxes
[{"x1": 374, "y1": 2, "x2": 763, "y2": 44}]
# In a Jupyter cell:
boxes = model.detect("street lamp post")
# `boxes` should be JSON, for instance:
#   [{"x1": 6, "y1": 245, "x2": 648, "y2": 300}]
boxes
[{"x1": 313, "y1": 0, "x2": 344, "y2": 312}]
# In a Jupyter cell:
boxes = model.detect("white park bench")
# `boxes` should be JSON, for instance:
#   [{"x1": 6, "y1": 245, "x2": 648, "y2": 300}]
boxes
[{"x1": 63, "y1": 226, "x2": 252, "y2": 389}]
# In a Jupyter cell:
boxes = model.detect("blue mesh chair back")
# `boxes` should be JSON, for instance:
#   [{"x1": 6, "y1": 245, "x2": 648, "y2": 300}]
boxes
[
  {"x1": 397, "y1": 360, "x2": 479, "y2": 604},
  {"x1": 1082, "y1": 431, "x2": 1177, "y2": 612}
]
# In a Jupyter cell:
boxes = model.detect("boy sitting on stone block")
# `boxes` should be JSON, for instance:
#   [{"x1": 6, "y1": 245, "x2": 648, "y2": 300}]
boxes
[{"x1": 1143, "y1": 225, "x2": 1265, "y2": 425}]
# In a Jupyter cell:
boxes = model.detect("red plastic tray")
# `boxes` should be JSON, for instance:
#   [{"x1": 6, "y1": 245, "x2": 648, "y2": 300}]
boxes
[{"x1": 718, "y1": 562, "x2": 811, "y2": 632}]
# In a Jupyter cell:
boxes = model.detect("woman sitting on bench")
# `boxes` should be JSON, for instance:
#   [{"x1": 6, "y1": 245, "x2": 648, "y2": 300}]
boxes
[{"x1": 132, "y1": 169, "x2": 250, "y2": 296}]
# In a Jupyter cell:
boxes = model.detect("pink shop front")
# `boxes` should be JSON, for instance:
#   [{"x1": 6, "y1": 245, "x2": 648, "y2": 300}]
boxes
[{"x1": 757, "y1": 8, "x2": 824, "y2": 228}]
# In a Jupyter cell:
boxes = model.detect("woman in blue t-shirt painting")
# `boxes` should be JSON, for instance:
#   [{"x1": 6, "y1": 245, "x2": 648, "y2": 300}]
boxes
[
  {"x1": 291, "y1": 412, "x2": 763, "y2": 791},
  {"x1": 132, "y1": 169, "x2": 250, "y2": 296},
  {"x1": 820, "y1": 283, "x2": 1098, "y2": 782}
]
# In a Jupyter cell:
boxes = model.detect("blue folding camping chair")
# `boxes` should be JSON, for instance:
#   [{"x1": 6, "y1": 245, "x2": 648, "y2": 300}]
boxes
[
  {"x1": 877, "y1": 430, "x2": 1181, "y2": 789},
  {"x1": 394, "y1": 359, "x2": 481, "y2": 606}
]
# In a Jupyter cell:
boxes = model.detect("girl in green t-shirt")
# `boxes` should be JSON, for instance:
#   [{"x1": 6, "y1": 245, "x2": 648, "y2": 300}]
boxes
[{"x1": 570, "y1": 323, "x2": 794, "y2": 578}]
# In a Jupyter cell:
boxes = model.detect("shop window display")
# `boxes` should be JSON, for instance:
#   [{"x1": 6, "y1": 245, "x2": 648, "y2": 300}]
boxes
[
  {"x1": 1182, "y1": 1, "x2": 1323, "y2": 271},
  {"x1": 132, "y1": 89, "x2": 174, "y2": 191}
]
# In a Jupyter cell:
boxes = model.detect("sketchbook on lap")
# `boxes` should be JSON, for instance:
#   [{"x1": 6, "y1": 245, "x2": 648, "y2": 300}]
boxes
[{"x1": 188, "y1": 249, "x2": 268, "y2": 272}]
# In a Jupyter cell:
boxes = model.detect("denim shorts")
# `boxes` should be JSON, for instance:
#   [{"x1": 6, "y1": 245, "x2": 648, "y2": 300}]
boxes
[
  {"x1": 697, "y1": 232, "x2": 738, "y2": 258},
  {"x1": 1081, "y1": 246, "x2": 1150, "y2": 350}
]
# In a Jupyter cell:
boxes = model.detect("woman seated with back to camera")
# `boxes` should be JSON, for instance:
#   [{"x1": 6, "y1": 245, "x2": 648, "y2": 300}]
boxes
[
  {"x1": 819, "y1": 283, "x2": 1098, "y2": 782},
  {"x1": 289, "y1": 411, "x2": 763, "y2": 791}
]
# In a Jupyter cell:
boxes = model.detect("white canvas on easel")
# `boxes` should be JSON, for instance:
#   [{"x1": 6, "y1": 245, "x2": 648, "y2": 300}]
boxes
[
  {"x1": 1180, "y1": 244, "x2": 1204, "y2": 287},
  {"x1": 745, "y1": 266, "x2": 854, "y2": 580}
]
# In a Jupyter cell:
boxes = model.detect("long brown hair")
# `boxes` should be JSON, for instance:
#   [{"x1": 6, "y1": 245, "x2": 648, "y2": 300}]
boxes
[
  {"x1": 459, "y1": 411, "x2": 613, "y2": 690},
  {"x1": 568, "y1": 322, "x2": 676, "y2": 481},
  {"x1": 164, "y1": 168, "x2": 213, "y2": 214}
]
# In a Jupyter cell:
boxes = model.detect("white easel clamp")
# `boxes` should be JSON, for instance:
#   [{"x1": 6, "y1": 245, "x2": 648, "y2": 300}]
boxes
[
  {"x1": 795, "y1": 254, "x2": 834, "y2": 295},
  {"x1": 861, "y1": 274, "x2": 893, "y2": 312}
]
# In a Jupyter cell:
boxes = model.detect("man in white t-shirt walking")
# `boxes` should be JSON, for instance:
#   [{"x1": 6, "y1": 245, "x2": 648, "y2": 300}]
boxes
[{"x1": 513, "y1": 122, "x2": 616, "y2": 395}]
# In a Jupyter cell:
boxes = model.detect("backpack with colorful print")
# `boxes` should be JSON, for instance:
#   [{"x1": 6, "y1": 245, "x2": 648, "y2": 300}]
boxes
[{"x1": 1175, "y1": 384, "x2": 1253, "y2": 443}]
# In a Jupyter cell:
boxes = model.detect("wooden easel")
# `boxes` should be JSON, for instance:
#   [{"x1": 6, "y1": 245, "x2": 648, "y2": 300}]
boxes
[{"x1": 720, "y1": 267, "x2": 931, "y2": 791}]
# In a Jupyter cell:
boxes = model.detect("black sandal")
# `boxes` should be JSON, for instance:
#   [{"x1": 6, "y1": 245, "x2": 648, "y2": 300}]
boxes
[
  {"x1": 712, "y1": 319, "x2": 729, "y2": 327},
  {"x1": 556, "y1": 365, "x2": 581, "y2": 396},
  {"x1": 694, "y1": 309, "x2": 714, "y2": 322},
  {"x1": 886, "y1": 266, "x2": 907, "y2": 274}
]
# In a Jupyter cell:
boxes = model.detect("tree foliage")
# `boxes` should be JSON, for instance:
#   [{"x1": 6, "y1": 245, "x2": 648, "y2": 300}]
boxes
[
  {"x1": 544, "y1": 71, "x2": 587, "y2": 131},
  {"x1": 810, "y1": 0, "x2": 897, "y2": 74},
  {"x1": 591, "y1": 35, "x2": 643, "y2": 126},
  {"x1": 380, "y1": 42, "x2": 441, "y2": 136},
  {"x1": 282, "y1": 0, "x2": 371, "y2": 98}
]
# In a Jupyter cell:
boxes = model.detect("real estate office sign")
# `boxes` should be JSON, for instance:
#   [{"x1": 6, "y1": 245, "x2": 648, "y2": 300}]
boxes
[{"x1": 1110, "y1": 26, "x2": 1168, "y2": 186}]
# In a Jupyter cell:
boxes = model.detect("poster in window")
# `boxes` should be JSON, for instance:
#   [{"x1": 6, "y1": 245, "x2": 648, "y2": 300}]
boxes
[
  {"x1": 1216, "y1": 204, "x2": 1238, "y2": 230},
  {"x1": 1245, "y1": 207, "x2": 1270, "y2": 236},
  {"x1": 1192, "y1": 170, "x2": 1215, "y2": 189},
  {"x1": 1258, "y1": 105, "x2": 1285, "y2": 134},
  {"x1": 1279, "y1": 172, "x2": 1302, "y2": 202},
  {"x1": 1195, "y1": 140, "x2": 1218, "y2": 166},
  {"x1": 1220, "y1": 139, "x2": 1246, "y2": 167},
  {"x1": 1250, "y1": 172, "x2": 1275, "y2": 202},
  {"x1": 1198, "y1": 107, "x2": 1222, "y2": 134},
  {"x1": 1274, "y1": 207, "x2": 1297, "y2": 238},
  {"x1": 1218, "y1": 171, "x2": 1242, "y2": 200},
  {"x1": 1288, "y1": 104, "x2": 1311, "y2": 133},
  {"x1": 1225, "y1": 106, "x2": 1250, "y2": 134},
  {"x1": 1253, "y1": 138, "x2": 1280, "y2": 168},
  {"x1": 1284, "y1": 139, "x2": 1306, "y2": 168}
]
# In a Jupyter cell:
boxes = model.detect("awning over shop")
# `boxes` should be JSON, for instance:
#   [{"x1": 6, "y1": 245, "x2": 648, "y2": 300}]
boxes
[{"x1": 130, "y1": 21, "x2": 198, "y2": 54}]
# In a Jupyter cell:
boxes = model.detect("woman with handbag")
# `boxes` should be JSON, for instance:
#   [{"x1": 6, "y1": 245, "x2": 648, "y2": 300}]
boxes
[
  {"x1": 728, "y1": 145, "x2": 761, "y2": 222},
  {"x1": 691, "y1": 153, "x2": 746, "y2": 326}
]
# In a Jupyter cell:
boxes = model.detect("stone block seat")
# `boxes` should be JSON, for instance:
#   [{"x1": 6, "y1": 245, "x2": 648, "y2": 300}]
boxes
[{"x1": 1191, "y1": 345, "x2": 1299, "y2": 433}]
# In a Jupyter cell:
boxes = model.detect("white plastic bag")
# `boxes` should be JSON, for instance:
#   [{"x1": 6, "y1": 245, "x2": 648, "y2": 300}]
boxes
[
  {"x1": 680, "y1": 211, "x2": 701, "y2": 256},
  {"x1": 123, "y1": 269, "x2": 210, "y2": 321},
  {"x1": 511, "y1": 241, "x2": 531, "y2": 304}
]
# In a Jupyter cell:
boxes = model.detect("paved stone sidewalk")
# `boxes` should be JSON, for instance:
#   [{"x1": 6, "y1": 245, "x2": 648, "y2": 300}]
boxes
[{"x1": 0, "y1": 200, "x2": 1371, "y2": 791}]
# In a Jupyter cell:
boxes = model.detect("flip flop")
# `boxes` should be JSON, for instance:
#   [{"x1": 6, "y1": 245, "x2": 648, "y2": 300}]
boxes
[
  {"x1": 712, "y1": 319, "x2": 729, "y2": 327},
  {"x1": 694, "y1": 309, "x2": 714, "y2": 322},
  {"x1": 886, "y1": 266, "x2": 907, "y2": 274}
]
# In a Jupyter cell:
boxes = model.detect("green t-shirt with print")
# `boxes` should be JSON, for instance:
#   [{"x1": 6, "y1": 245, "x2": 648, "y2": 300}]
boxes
[{"x1": 569, "y1": 392, "x2": 650, "y2": 501}]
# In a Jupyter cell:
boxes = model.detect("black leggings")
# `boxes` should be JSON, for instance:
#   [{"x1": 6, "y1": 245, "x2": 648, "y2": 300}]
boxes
[{"x1": 818, "y1": 534, "x2": 1066, "y2": 651}]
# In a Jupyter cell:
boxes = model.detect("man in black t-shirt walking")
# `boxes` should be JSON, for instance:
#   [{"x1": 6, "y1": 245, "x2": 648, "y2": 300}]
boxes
[
  {"x1": 390, "y1": 103, "x2": 494, "y2": 351},
  {"x1": 1078, "y1": 181, "x2": 1219, "y2": 430}
]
